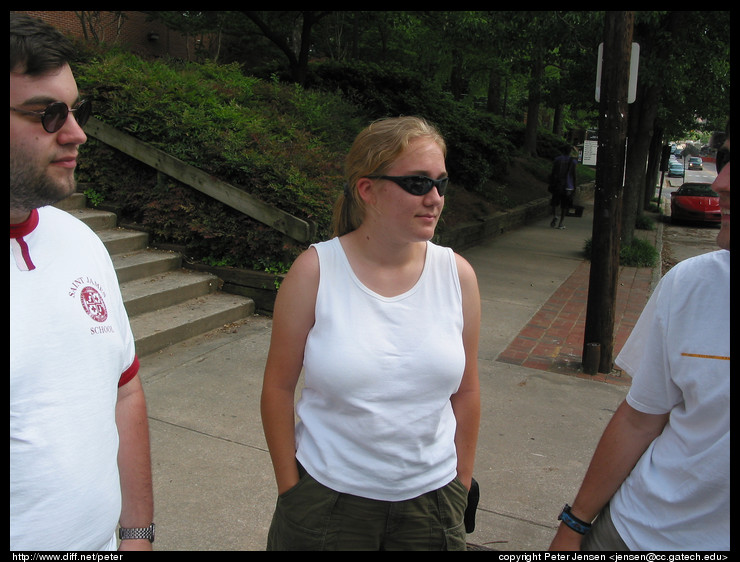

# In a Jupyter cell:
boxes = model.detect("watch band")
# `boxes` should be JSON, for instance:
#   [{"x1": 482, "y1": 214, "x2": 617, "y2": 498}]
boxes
[
  {"x1": 558, "y1": 504, "x2": 591, "y2": 535},
  {"x1": 119, "y1": 522, "x2": 155, "y2": 542}
]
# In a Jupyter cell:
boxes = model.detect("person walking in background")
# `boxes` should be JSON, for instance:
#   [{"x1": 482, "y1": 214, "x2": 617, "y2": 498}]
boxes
[
  {"x1": 549, "y1": 125, "x2": 730, "y2": 551},
  {"x1": 549, "y1": 146, "x2": 578, "y2": 229},
  {"x1": 261, "y1": 116, "x2": 481, "y2": 551},
  {"x1": 10, "y1": 13, "x2": 154, "y2": 550}
]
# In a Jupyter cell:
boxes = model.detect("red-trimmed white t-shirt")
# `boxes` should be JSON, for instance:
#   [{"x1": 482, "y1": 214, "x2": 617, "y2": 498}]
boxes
[{"x1": 11, "y1": 206, "x2": 139, "y2": 550}]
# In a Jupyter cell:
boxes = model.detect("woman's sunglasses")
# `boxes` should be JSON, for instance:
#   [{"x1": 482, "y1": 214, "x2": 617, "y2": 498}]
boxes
[
  {"x1": 10, "y1": 99, "x2": 92, "y2": 134},
  {"x1": 366, "y1": 175, "x2": 449, "y2": 196}
]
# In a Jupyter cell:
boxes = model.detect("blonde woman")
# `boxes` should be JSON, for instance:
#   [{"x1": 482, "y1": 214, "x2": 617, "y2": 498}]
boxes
[{"x1": 261, "y1": 116, "x2": 481, "y2": 550}]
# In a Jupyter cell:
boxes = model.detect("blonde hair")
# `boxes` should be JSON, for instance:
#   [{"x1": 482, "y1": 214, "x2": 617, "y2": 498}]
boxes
[{"x1": 331, "y1": 116, "x2": 446, "y2": 237}]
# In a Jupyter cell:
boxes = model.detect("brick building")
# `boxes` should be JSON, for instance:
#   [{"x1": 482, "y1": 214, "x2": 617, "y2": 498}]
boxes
[{"x1": 13, "y1": 11, "x2": 201, "y2": 60}]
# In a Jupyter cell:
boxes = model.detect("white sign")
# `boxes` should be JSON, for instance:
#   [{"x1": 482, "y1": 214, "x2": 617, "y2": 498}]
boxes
[
  {"x1": 583, "y1": 130, "x2": 599, "y2": 166},
  {"x1": 583, "y1": 140, "x2": 598, "y2": 166},
  {"x1": 595, "y1": 42, "x2": 640, "y2": 103}
]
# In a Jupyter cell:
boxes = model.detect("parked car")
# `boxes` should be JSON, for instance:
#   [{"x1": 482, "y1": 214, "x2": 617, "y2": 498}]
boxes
[
  {"x1": 688, "y1": 156, "x2": 703, "y2": 170},
  {"x1": 668, "y1": 161, "x2": 685, "y2": 177},
  {"x1": 670, "y1": 182, "x2": 720, "y2": 224}
]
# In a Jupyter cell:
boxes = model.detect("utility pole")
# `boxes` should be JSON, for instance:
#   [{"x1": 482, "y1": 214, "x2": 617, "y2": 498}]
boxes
[{"x1": 583, "y1": 11, "x2": 634, "y2": 374}]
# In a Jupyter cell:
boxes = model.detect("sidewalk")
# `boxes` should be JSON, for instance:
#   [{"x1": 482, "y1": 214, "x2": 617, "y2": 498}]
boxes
[
  {"x1": 496, "y1": 239, "x2": 657, "y2": 387},
  {"x1": 139, "y1": 198, "x2": 659, "y2": 551}
]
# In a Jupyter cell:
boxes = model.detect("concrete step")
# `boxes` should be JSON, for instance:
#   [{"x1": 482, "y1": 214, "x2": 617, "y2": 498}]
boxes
[
  {"x1": 121, "y1": 269, "x2": 222, "y2": 317},
  {"x1": 56, "y1": 193, "x2": 256, "y2": 356},
  {"x1": 111, "y1": 249, "x2": 182, "y2": 283},
  {"x1": 97, "y1": 228, "x2": 150, "y2": 255},
  {"x1": 54, "y1": 192, "x2": 87, "y2": 210},
  {"x1": 64, "y1": 206, "x2": 119, "y2": 230},
  {"x1": 129, "y1": 292, "x2": 255, "y2": 357}
]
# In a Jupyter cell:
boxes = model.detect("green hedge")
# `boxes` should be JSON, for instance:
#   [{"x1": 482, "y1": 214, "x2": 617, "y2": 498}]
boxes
[
  {"x1": 74, "y1": 49, "x2": 363, "y2": 268},
  {"x1": 306, "y1": 60, "x2": 516, "y2": 192},
  {"x1": 583, "y1": 237, "x2": 658, "y2": 268},
  {"x1": 72, "y1": 47, "x2": 573, "y2": 270}
]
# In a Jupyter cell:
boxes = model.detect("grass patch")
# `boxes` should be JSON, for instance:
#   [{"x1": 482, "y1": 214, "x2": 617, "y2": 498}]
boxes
[
  {"x1": 635, "y1": 213, "x2": 656, "y2": 231},
  {"x1": 583, "y1": 237, "x2": 659, "y2": 268}
]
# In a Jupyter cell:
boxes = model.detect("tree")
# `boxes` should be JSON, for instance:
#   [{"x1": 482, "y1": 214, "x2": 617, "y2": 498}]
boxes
[
  {"x1": 75, "y1": 11, "x2": 127, "y2": 43},
  {"x1": 620, "y1": 11, "x2": 730, "y2": 245},
  {"x1": 146, "y1": 10, "x2": 728, "y2": 189},
  {"x1": 511, "y1": 12, "x2": 596, "y2": 157},
  {"x1": 144, "y1": 11, "x2": 229, "y2": 61},
  {"x1": 241, "y1": 11, "x2": 332, "y2": 85},
  {"x1": 620, "y1": 11, "x2": 682, "y2": 246}
]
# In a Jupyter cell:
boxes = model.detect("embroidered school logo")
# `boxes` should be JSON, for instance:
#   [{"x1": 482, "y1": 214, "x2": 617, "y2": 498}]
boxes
[{"x1": 80, "y1": 285, "x2": 108, "y2": 322}]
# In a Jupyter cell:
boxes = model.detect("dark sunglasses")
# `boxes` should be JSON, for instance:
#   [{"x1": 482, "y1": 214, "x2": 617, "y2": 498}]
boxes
[
  {"x1": 10, "y1": 99, "x2": 92, "y2": 133},
  {"x1": 716, "y1": 148, "x2": 730, "y2": 174},
  {"x1": 367, "y1": 175, "x2": 449, "y2": 196}
]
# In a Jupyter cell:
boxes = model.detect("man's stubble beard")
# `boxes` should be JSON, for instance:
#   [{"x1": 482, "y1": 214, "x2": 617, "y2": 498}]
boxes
[{"x1": 10, "y1": 149, "x2": 77, "y2": 215}]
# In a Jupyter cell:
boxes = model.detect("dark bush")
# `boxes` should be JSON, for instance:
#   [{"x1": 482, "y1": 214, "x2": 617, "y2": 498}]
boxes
[
  {"x1": 72, "y1": 48, "x2": 573, "y2": 270},
  {"x1": 306, "y1": 60, "x2": 514, "y2": 192},
  {"x1": 74, "y1": 49, "x2": 363, "y2": 268}
]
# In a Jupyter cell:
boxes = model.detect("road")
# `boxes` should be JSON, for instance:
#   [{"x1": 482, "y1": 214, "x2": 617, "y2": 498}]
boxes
[{"x1": 658, "y1": 156, "x2": 721, "y2": 275}]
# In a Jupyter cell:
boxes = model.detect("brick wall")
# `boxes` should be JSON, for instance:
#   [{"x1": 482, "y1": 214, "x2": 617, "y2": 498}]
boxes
[{"x1": 14, "y1": 11, "x2": 198, "y2": 60}]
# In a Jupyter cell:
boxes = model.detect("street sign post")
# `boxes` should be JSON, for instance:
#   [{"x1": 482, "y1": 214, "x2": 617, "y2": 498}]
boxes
[{"x1": 595, "y1": 42, "x2": 639, "y2": 103}]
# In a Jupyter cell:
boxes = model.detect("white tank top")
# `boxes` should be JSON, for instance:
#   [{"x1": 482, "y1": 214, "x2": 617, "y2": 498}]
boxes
[{"x1": 296, "y1": 237, "x2": 466, "y2": 501}]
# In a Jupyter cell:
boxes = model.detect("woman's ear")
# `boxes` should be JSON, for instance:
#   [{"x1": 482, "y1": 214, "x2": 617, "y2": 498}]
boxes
[{"x1": 355, "y1": 177, "x2": 376, "y2": 205}]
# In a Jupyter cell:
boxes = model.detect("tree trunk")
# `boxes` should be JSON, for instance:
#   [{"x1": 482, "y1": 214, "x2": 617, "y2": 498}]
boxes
[
  {"x1": 486, "y1": 68, "x2": 502, "y2": 116},
  {"x1": 552, "y1": 103, "x2": 565, "y2": 137},
  {"x1": 524, "y1": 45, "x2": 543, "y2": 157},
  {"x1": 621, "y1": 83, "x2": 659, "y2": 246},
  {"x1": 645, "y1": 123, "x2": 664, "y2": 209}
]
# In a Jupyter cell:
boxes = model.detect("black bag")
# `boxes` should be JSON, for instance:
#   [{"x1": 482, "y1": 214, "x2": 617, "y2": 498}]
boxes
[{"x1": 464, "y1": 478, "x2": 480, "y2": 533}]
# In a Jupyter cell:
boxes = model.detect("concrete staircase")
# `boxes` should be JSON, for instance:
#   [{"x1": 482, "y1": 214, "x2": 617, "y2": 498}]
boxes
[{"x1": 56, "y1": 193, "x2": 256, "y2": 357}]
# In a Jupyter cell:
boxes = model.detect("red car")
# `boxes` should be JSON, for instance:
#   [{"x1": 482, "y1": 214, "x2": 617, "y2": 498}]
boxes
[{"x1": 670, "y1": 182, "x2": 721, "y2": 224}]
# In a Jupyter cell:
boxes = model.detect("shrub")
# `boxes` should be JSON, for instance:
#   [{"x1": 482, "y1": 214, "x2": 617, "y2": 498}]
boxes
[
  {"x1": 71, "y1": 47, "x2": 577, "y2": 269},
  {"x1": 635, "y1": 213, "x2": 655, "y2": 230},
  {"x1": 619, "y1": 237, "x2": 659, "y2": 267},
  {"x1": 305, "y1": 60, "x2": 515, "y2": 192},
  {"x1": 73, "y1": 49, "x2": 363, "y2": 268},
  {"x1": 583, "y1": 237, "x2": 659, "y2": 268}
]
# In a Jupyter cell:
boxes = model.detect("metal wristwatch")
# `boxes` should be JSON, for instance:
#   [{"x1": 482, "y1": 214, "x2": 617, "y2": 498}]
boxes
[{"x1": 119, "y1": 523, "x2": 155, "y2": 543}]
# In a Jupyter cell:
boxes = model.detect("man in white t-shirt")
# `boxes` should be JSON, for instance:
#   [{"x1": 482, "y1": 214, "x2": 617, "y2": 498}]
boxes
[
  {"x1": 549, "y1": 125, "x2": 730, "y2": 551},
  {"x1": 10, "y1": 13, "x2": 154, "y2": 550}
]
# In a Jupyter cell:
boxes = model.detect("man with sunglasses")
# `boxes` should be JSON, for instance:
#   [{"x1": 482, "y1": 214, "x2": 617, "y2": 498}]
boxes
[
  {"x1": 10, "y1": 14, "x2": 154, "y2": 550},
  {"x1": 550, "y1": 125, "x2": 730, "y2": 551}
]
